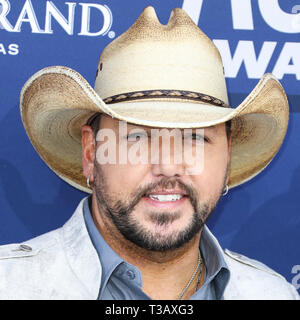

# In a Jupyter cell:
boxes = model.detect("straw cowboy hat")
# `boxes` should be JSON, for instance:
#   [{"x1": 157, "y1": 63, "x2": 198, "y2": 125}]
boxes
[{"x1": 20, "y1": 6, "x2": 289, "y2": 193}]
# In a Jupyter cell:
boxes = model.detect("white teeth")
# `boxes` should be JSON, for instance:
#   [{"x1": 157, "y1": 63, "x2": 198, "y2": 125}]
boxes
[{"x1": 149, "y1": 194, "x2": 183, "y2": 202}]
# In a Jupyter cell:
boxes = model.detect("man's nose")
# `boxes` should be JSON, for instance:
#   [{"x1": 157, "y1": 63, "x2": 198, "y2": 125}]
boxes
[
  {"x1": 151, "y1": 161, "x2": 185, "y2": 178},
  {"x1": 150, "y1": 135, "x2": 185, "y2": 178}
]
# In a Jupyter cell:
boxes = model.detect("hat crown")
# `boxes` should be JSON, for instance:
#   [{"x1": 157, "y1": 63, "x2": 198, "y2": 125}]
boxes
[{"x1": 94, "y1": 6, "x2": 229, "y2": 104}]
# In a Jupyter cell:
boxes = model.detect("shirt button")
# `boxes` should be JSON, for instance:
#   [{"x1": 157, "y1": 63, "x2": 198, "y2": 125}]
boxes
[
  {"x1": 117, "y1": 269, "x2": 124, "y2": 276},
  {"x1": 126, "y1": 270, "x2": 135, "y2": 280}
]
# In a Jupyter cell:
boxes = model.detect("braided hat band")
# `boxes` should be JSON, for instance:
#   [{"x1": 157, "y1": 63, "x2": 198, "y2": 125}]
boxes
[{"x1": 103, "y1": 89, "x2": 230, "y2": 108}]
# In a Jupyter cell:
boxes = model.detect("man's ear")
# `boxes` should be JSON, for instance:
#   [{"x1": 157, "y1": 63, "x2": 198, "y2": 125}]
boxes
[{"x1": 81, "y1": 125, "x2": 95, "y2": 182}]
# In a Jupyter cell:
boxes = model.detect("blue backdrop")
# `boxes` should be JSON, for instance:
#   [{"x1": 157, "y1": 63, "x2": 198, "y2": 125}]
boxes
[{"x1": 0, "y1": 0, "x2": 299, "y2": 293}]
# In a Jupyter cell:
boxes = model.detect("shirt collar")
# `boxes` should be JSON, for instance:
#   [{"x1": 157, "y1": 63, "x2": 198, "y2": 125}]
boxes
[
  {"x1": 83, "y1": 197, "x2": 124, "y2": 292},
  {"x1": 199, "y1": 225, "x2": 230, "y2": 299}
]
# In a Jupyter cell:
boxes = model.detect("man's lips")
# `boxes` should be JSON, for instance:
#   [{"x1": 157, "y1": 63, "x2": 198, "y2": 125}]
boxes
[{"x1": 143, "y1": 190, "x2": 188, "y2": 207}]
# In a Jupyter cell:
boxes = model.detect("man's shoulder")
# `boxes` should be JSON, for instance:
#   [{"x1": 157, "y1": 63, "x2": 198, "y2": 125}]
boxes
[
  {"x1": 0, "y1": 198, "x2": 87, "y2": 270},
  {"x1": 223, "y1": 249, "x2": 299, "y2": 300},
  {"x1": 0, "y1": 228, "x2": 61, "y2": 261},
  {"x1": 0, "y1": 227, "x2": 68, "y2": 299},
  {"x1": 0, "y1": 198, "x2": 101, "y2": 300}
]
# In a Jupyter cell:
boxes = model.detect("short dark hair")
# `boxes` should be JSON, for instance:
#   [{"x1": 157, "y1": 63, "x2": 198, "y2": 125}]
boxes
[
  {"x1": 88, "y1": 113, "x2": 102, "y2": 138},
  {"x1": 87, "y1": 113, "x2": 231, "y2": 140},
  {"x1": 225, "y1": 120, "x2": 231, "y2": 140}
]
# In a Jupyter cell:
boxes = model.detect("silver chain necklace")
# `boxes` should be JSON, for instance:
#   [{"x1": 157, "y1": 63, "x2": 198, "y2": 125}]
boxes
[{"x1": 178, "y1": 250, "x2": 202, "y2": 300}]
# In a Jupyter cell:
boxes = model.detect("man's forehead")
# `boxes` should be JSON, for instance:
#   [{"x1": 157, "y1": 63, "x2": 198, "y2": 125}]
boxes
[
  {"x1": 101, "y1": 115, "x2": 223, "y2": 133},
  {"x1": 126, "y1": 124, "x2": 220, "y2": 134}
]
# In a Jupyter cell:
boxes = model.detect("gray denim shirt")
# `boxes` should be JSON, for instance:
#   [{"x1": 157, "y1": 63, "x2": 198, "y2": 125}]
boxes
[{"x1": 83, "y1": 197, "x2": 230, "y2": 300}]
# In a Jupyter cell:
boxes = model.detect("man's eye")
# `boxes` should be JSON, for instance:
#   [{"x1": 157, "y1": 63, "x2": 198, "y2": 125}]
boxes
[
  {"x1": 127, "y1": 132, "x2": 148, "y2": 142},
  {"x1": 184, "y1": 134, "x2": 208, "y2": 142}
]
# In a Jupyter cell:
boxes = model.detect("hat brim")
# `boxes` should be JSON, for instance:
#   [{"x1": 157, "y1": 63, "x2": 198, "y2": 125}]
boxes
[{"x1": 20, "y1": 66, "x2": 289, "y2": 192}]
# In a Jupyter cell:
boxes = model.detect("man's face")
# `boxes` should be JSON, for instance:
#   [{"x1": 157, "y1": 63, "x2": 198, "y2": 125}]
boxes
[{"x1": 84, "y1": 115, "x2": 230, "y2": 252}]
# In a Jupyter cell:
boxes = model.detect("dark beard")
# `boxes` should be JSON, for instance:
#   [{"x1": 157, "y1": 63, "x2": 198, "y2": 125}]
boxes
[{"x1": 94, "y1": 167, "x2": 220, "y2": 252}]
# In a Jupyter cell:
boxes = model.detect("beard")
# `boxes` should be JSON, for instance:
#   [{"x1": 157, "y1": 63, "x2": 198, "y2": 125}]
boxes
[{"x1": 94, "y1": 165, "x2": 225, "y2": 252}]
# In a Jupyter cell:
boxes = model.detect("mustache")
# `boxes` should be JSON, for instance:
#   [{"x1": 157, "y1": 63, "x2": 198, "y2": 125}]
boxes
[{"x1": 140, "y1": 177, "x2": 195, "y2": 196}]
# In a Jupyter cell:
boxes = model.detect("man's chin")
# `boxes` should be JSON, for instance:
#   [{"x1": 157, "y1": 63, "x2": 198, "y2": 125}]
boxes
[{"x1": 117, "y1": 213, "x2": 204, "y2": 252}]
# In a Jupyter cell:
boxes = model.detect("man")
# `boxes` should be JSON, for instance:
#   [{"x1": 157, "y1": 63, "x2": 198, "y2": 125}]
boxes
[{"x1": 0, "y1": 6, "x2": 298, "y2": 299}]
